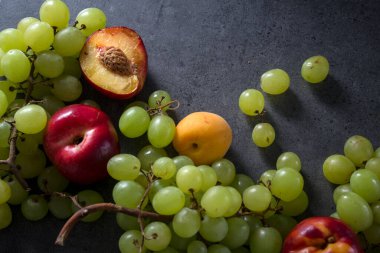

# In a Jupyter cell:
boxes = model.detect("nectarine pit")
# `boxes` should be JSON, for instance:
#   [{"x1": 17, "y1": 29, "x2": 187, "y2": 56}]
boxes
[{"x1": 99, "y1": 46, "x2": 131, "y2": 76}]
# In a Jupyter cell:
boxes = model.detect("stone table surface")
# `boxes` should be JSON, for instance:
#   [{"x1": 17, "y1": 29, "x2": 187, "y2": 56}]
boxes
[{"x1": 0, "y1": 0, "x2": 380, "y2": 252}]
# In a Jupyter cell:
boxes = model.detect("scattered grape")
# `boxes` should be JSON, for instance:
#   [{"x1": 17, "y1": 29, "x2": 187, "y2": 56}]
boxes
[
  {"x1": 252, "y1": 123, "x2": 275, "y2": 147},
  {"x1": 238, "y1": 88, "x2": 265, "y2": 116},
  {"x1": 260, "y1": 68, "x2": 290, "y2": 95},
  {"x1": 21, "y1": 195, "x2": 49, "y2": 221},
  {"x1": 301, "y1": 55, "x2": 329, "y2": 83}
]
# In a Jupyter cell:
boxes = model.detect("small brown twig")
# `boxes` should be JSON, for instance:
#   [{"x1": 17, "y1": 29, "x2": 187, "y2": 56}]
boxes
[
  {"x1": 55, "y1": 203, "x2": 172, "y2": 246},
  {"x1": 147, "y1": 99, "x2": 180, "y2": 116}
]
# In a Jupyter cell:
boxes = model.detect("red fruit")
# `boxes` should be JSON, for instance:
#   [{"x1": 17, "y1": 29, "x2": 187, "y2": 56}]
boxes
[
  {"x1": 282, "y1": 216, "x2": 363, "y2": 253},
  {"x1": 79, "y1": 26, "x2": 147, "y2": 99},
  {"x1": 43, "y1": 104, "x2": 120, "y2": 184}
]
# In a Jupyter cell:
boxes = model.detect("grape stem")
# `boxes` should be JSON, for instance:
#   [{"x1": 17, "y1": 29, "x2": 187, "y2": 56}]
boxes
[
  {"x1": 55, "y1": 202, "x2": 172, "y2": 246},
  {"x1": 147, "y1": 99, "x2": 180, "y2": 116}
]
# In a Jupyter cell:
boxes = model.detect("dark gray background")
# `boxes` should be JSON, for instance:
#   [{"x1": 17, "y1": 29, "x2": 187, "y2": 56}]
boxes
[{"x1": 1, "y1": 0, "x2": 380, "y2": 252}]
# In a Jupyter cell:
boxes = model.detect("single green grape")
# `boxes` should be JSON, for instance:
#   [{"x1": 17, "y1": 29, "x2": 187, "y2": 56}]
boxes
[
  {"x1": 0, "y1": 80, "x2": 18, "y2": 104},
  {"x1": 116, "y1": 213, "x2": 140, "y2": 231},
  {"x1": 21, "y1": 195, "x2": 49, "y2": 221},
  {"x1": 54, "y1": 27, "x2": 86, "y2": 56},
  {"x1": 243, "y1": 215, "x2": 263, "y2": 234},
  {"x1": 0, "y1": 28, "x2": 26, "y2": 52},
  {"x1": 113, "y1": 180, "x2": 146, "y2": 208},
  {"x1": 208, "y1": 244, "x2": 231, "y2": 253},
  {"x1": 276, "y1": 151, "x2": 301, "y2": 171},
  {"x1": 0, "y1": 179, "x2": 12, "y2": 204},
  {"x1": 14, "y1": 104, "x2": 47, "y2": 134},
  {"x1": 119, "y1": 106, "x2": 150, "y2": 138},
  {"x1": 249, "y1": 227, "x2": 282, "y2": 253},
  {"x1": 371, "y1": 201, "x2": 380, "y2": 224},
  {"x1": 37, "y1": 166, "x2": 69, "y2": 193},
  {"x1": 39, "y1": 95, "x2": 65, "y2": 115},
  {"x1": 76, "y1": 8, "x2": 107, "y2": 36},
  {"x1": 148, "y1": 114, "x2": 176, "y2": 148},
  {"x1": 71, "y1": 190, "x2": 104, "y2": 222},
  {"x1": 3, "y1": 175, "x2": 28, "y2": 205},
  {"x1": 260, "y1": 68, "x2": 290, "y2": 95},
  {"x1": 243, "y1": 184, "x2": 272, "y2": 212},
  {"x1": 0, "y1": 91, "x2": 8, "y2": 118},
  {"x1": 211, "y1": 158, "x2": 236, "y2": 186},
  {"x1": 152, "y1": 157, "x2": 177, "y2": 180},
  {"x1": 23, "y1": 21, "x2": 54, "y2": 52},
  {"x1": 176, "y1": 165, "x2": 203, "y2": 194},
  {"x1": 51, "y1": 75, "x2": 83, "y2": 102},
  {"x1": 333, "y1": 184, "x2": 352, "y2": 204},
  {"x1": 148, "y1": 179, "x2": 174, "y2": 201},
  {"x1": 223, "y1": 186, "x2": 242, "y2": 217},
  {"x1": 344, "y1": 135, "x2": 374, "y2": 167},
  {"x1": 278, "y1": 190, "x2": 309, "y2": 216},
  {"x1": 16, "y1": 149, "x2": 46, "y2": 178},
  {"x1": 169, "y1": 224, "x2": 195, "y2": 251},
  {"x1": 0, "y1": 120, "x2": 11, "y2": 148},
  {"x1": 40, "y1": 0, "x2": 70, "y2": 30},
  {"x1": 48, "y1": 195, "x2": 73, "y2": 219},
  {"x1": 1, "y1": 49, "x2": 31, "y2": 83},
  {"x1": 200, "y1": 185, "x2": 231, "y2": 218},
  {"x1": 34, "y1": 51, "x2": 64, "y2": 78},
  {"x1": 148, "y1": 90, "x2": 172, "y2": 111},
  {"x1": 238, "y1": 88, "x2": 265, "y2": 116},
  {"x1": 107, "y1": 154, "x2": 141, "y2": 181},
  {"x1": 63, "y1": 57, "x2": 82, "y2": 78},
  {"x1": 264, "y1": 214, "x2": 298, "y2": 239},
  {"x1": 199, "y1": 165, "x2": 218, "y2": 191},
  {"x1": 17, "y1": 17, "x2": 39, "y2": 33},
  {"x1": 350, "y1": 169, "x2": 380, "y2": 203},
  {"x1": 187, "y1": 240, "x2": 207, "y2": 253},
  {"x1": 271, "y1": 167, "x2": 304, "y2": 201},
  {"x1": 230, "y1": 173, "x2": 254, "y2": 194},
  {"x1": 301, "y1": 55, "x2": 329, "y2": 83},
  {"x1": 137, "y1": 145, "x2": 168, "y2": 171},
  {"x1": 16, "y1": 133, "x2": 40, "y2": 154},
  {"x1": 365, "y1": 157, "x2": 380, "y2": 180},
  {"x1": 152, "y1": 186, "x2": 185, "y2": 215},
  {"x1": 143, "y1": 222, "x2": 172, "y2": 251},
  {"x1": 119, "y1": 230, "x2": 146, "y2": 253},
  {"x1": 322, "y1": 154, "x2": 356, "y2": 184},
  {"x1": 363, "y1": 223, "x2": 380, "y2": 244},
  {"x1": 259, "y1": 169, "x2": 276, "y2": 187},
  {"x1": 221, "y1": 217, "x2": 250, "y2": 249},
  {"x1": 80, "y1": 99, "x2": 100, "y2": 109},
  {"x1": 199, "y1": 215, "x2": 228, "y2": 242},
  {"x1": 0, "y1": 203, "x2": 12, "y2": 229},
  {"x1": 252, "y1": 123, "x2": 275, "y2": 147},
  {"x1": 172, "y1": 207, "x2": 201, "y2": 238}
]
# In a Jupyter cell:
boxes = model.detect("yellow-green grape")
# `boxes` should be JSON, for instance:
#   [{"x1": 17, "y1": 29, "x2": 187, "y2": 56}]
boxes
[
  {"x1": 119, "y1": 230, "x2": 146, "y2": 253},
  {"x1": 39, "y1": 0, "x2": 70, "y2": 30},
  {"x1": 107, "y1": 154, "x2": 141, "y2": 181},
  {"x1": 249, "y1": 227, "x2": 282, "y2": 253},
  {"x1": 350, "y1": 169, "x2": 380, "y2": 203},
  {"x1": 14, "y1": 104, "x2": 47, "y2": 134},
  {"x1": 152, "y1": 157, "x2": 177, "y2": 180},
  {"x1": 322, "y1": 154, "x2": 356, "y2": 184},
  {"x1": 0, "y1": 179, "x2": 11, "y2": 204},
  {"x1": 172, "y1": 207, "x2": 201, "y2": 238},
  {"x1": 24, "y1": 21, "x2": 54, "y2": 52},
  {"x1": 199, "y1": 215, "x2": 228, "y2": 242},
  {"x1": 4, "y1": 175, "x2": 28, "y2": 205},
  {"x1": 63, "y1": 57, "x2": 82, "y2": 78},
  {"x1": 276, "y1": 151, "x2": 301, "y2": 171},
  {"x1": 238, "y1": 88, "x2": 265, "y2": 116},
  {"x1": 0, "y1": 203, "x2": 12, "y2": 229},
  {"x1": 301, "y1": 55, "x2": 329, "y2": 83},
  {"x1": 200, "y1": 185, "x2": 231, "y2": 218},
  {"x1": 221, "y1": 217, "x2": 250, "y2": 249},
  {"x1": 71, "y1": 190, "x2": 104, "y2": 222},
  {"x1": 54, "y1": 27, "x2": 86, "y2": 56},
  {"x1": 17, "y1": 17, "x2": 40, "y2": 33},
  {"x1": 259, "y1": 169, "x2": 276, "y2": 188},
  {"x1": 35, "y1": 51, "x2": 64, "y2": 78},
  {"x1": 223, "y1": 186, "x2": 242, "y2": 217},
  {"x1": 143, "y1": 222, "x2": 172, "y2": 251},
  {"x1": 279, "y1": 190, "x2": 309, "y2": 216},
  {"x1": 0, "y1": 91, "x2": 8, "y2": 118},
  {"x1": 260, "y1": 68, "x2": 290, "y2": 95},
  {"x1": 252, "y1": 123, "x2": 275, "y2": 147},
  {"x1": 333, "y1": 184, "x2": 352, "y2": 204},
  {"x1": 176, "y1": 165, "x2": 203, "y2": 194},
  {"x1": 365, "y1": 157, "x2": 380, "y2": 180},
  {"x1": 0, "y1": 48, "x2": 4, "y2": 76},
  {"x1": 198, "y1": 165, "x2": 218, "y2": 192},
  {"x1": 271, "y1": 167, "x2": 304, "y2": 202},
  {"x1": 51, "y1": 75, "x2": 83, "y2": 102},
  {"x1": 21, "y1": 195, "x2": 49, "y2": 221},
  {"x1": 1, "y1": 49, "x2": 31, "y2": 83},
  {"x1": 0, "y1": 28, "x2": 27, "y2": 52},
  {"x1": 76, "y1": 8, "x2": 107, "y2": 36},
  {"x1": 344, "y1": 135, "x2": 374, "y2": 167},
  {"x1": 0, "y1": 80, "x2": 17, "y2": 104},
  {"x1": 119, "y1": 106, "x2": 150, "y2": 138},
  {"x1": 48, "y1": 195, "x2": 73, "y2": 219},
  {"x1": 243, "y1": 184, "x2": 272, "y2": 212},
  {"x1": 0, "y1": 120, "x2": 11, "y2": 148},
  {"x1": 152, "y1": 186, "x2": 185, "y2": 215}
]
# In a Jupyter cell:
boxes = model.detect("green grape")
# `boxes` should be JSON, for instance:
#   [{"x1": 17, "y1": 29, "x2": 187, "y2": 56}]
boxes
[
  {"x1": 260, "y1": 69, "x2": 290, "y2": 95},
  {"x1": 37, "y1": 166, "x2": 69, "y2": 193},
  {"x1": 230, "y1": 173, "x2": 254, "y2": 195},
  {"x1": 76, "y1": 8, "x2": 107, "y2": 36},
  {"x1": 371, "y1": 201, "x2": 380, "y2": 224},
  {"x1": 322, "y1": 154, "x2": 356, "y2": 184},
  {"x1": 0, "y1": 203, "x2": 12, "y2": 229},
  {"x1": 156, "y1": 247, "x2": 179, "y2": 253},
  {"x1": 176, "y1": 165, "x2": 203, "y2": 194},
  {"x1": 212, "y1": 158, "x2": 236, "y2": 185},
  {"x1": 242, "y1": 214, "x2": 263, "y2": 234},
  {"x1": 148, "y1": 114, "x2": 176, "y2": 148},
  {"x1": 16, "y1": 134, "x2": 39, "y2": 154},
  {"x1": 107, "y1": 154, "x2": 141, "y2": 181},
  {"x1": 0, "y1": 179, "x2": 11, "y2": 204},
  {"x1": 0, "y1": 49, "x2": 4, "y2": 76},
  {"x1": 40, "y1": 95, "x2": 65, "y2": 115},
  {"x1": 221, "y1": 217, "x2": 250, "y2": 249},
  {"x1": 259, "y1": 169, "x2": 276, "y2": 188},
  {"x1": 148, "y1": 179, "x2": 174, "y2": 201},
  {"x1": 265, "y1": 214, "x2": 297, "y2": 239},
  {"x1": 51, "y1": 75, "x2": 82, "y2": 102},
  {"x1": 125, "y1": 100, "x2": 149, "y2": 111},
  {"x1": 116, "y1": 213, "x2": 140, "y2": 231},
  {"x1": 153, "y1": 186, "x2": 185, "y2": 215},
  {"x1": 54, "y1": 27, "x2": 86, "y2": 56},
  {"x1": 344, "y1": 135, "x2": 374, "y2": 167},
  {"x1": 169, "y1": 225, "x2": 195, "y2": 251},
  {"x1": 365, "y1": 157, "x2": 380, "y2": 179},
  {"x1": 80, "y1": 99, "x2": 100, "y2": 109},
  {"x1": 301, "y1": 55, "x2": 329, "y2": 83},
  {"x1": 40, "y1": 0, "x2": 70, "y2": 30},
  {"x1": 374, "y1": 147, "x2": 380, "y2": 158},
  {"x1": 113, "y1": 180, "x2": 146, "y2": 208},
  {"x1": 17, "y1": 17, "x2": 39, "y2": 33},
  {"x1": 231, "y1": 247, "x2": 250, "y2": 253},
  {"x1": 137, "y1": 145, "x2": 168, "y2": 171},
  {"x1": 63, "y1": 57, "x2": 82, "y2": 78},
  {"x1": 35, "y1": 51, "x2": 64, "y2": 78},
  {"x1": 172, "y1": 207, "x2": 201, "y2": 238},
  {"x1": 333, "y1": 184, "x2": 352, "y2": 204},
  {"x1": 152, "y1": 157, "x2": 177, "y2": 180},
  {"x1": 119, "y1": 230, "x2": 146, "y2": 253},
  {"x1": 350, "y1": 169, "x2": 380, "y2": 203},
  {"x1": 278, "y1": 190, "x2": 309, "y2": 216},
  {"x1": 249, "y1": 227, "x2": 282, "y2": 253},
  {"x1": 252, "y1": 123, "x2": 275, "y2": 147},
  {"x1": 119, "y1": 106, "x2": 150, "y2": 138},
  {"x1": 14, "y1": 104, "x2": 47, "y2": 134},
  {"x1": 201, "y1": 186, "x2": 231, "y2": 218},
  {"x1": 21, "y1": 194, "x2": 49, "y2": 221},
  {"x1": 1, "y1": 49, "x2": 31, "y2": 83},
  {"x1": 0, "y1": 120, "x2": 11, "y2": 148},
  {"x1": 3, "y1": 175, "x2": 28, "y2": 205},
  {"x1": 173, "y1": 155, "x2": 194, "y2": 170},
  {"x1": 238, "y1": 88, "x2": 265, "y2": 116},
  {"x1": 16, "y1": 149, "x2": 46, "y2": 178},
  {"x1": 148, "y1": 90, "x2": 172, "y2": 111},
  {"x1": 71, "y1": 190, "x2": 104, "y2": 222},
  {"x1": 0, "y1": 91, "x2": 8, "y2": 118},
  {"x1": 48, "y1": 195, "x2": 73, "y2": 219},
  {"x1": 363, "y1": 223, "x2": 380, "y2": 244},
  {"x1": 243, "y1": 184, "x2": 272, "y2": 212},
  {"x1": 271, "y1": 167, "x2": 304, "y2": 201},
  {"x1": 144, "y1": 222, "x2": 172, "y2": 251},
  {"x1": 199, "y1": 215, "x2": 228, "y2": 242},
  {"x1": 208, "y1": 244, "x2": 231, "y2": 253},
  {"x1": 337, "y1": 191, "x2": 373, "y2": 232},
  {"x1": 187, "y1": 240, "x2": 207, "y2": 253},
  {"x1": 0, "y1": 80, "x2": 17, "y2": 104},
  {"x1": 0, "y1": 28, "x2": 26, "y2": 52},
  {"x1": 31, "y1": 83, "x2": 52, "y2": 100},
  {"x1": 199, "y1": 165, "x2": 218, "y2": 191},
  {"x1": 276, "y1": 152, "x2": 301, "y2": 171},
  {"x1": 24, "y1": 21, "x2": 54, "y2": 52}
]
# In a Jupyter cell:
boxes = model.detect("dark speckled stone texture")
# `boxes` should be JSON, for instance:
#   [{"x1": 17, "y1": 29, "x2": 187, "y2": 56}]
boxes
[{"x1": 1, "y1": 0, "x2": 380, "y2": 252}]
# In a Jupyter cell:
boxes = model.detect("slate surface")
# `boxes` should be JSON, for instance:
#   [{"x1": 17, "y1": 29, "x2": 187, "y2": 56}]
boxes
[{"x1": 0, "y1": 0, "x2": 379, "y2": 252}]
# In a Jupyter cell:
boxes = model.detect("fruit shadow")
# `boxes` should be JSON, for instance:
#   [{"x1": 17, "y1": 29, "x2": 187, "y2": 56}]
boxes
[
  {"x1": 307, "y1": 75, "x2": 349, "y2": 106},
  {"x1": 265, "y1": 88, "x2": 303, "y2": 119}
]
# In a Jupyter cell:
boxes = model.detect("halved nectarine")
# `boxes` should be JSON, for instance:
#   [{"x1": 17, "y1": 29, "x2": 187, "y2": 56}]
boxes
[{"x1": 79, "y1": 26, "x2": 147, "y2": 99}]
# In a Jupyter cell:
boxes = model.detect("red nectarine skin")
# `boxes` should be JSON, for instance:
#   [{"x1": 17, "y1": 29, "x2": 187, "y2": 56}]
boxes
[
  {"x1": 43, "y1": 104, "x2": 120, "y2": 184},
  {"x1": 282, "y1": 217, "x2": 363, "y2": 253}
]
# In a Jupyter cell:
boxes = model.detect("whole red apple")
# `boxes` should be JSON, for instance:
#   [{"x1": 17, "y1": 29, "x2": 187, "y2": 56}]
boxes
[
  {"x1": 282, "y1": 216, "x2": 363, "y2": 253},
  {"x1": 43, "y1": 104, "x2": 120, "y2": 184}
]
